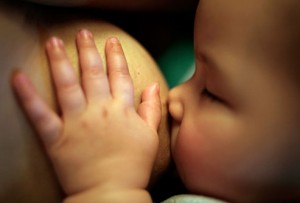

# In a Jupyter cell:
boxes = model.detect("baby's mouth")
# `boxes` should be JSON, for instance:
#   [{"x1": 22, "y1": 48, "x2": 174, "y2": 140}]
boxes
[{"x1": 170, "y1": 119, "x2": 180, "y2": 150}]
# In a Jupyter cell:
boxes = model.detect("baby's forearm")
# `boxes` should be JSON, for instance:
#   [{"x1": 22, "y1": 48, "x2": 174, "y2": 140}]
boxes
[{"x1": 64, "y1": 188, "x2": 152, "y2": 203}]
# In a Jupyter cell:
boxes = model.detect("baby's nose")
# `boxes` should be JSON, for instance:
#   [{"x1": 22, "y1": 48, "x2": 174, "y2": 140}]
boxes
[{"x1": 168, "y1": 87, "x2": 184, "y2": 122}]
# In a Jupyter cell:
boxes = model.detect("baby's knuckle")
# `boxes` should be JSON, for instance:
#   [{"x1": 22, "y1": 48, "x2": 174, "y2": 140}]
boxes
[{"x1": 85, "y1": 65, "x2": 103, "y2": 77}]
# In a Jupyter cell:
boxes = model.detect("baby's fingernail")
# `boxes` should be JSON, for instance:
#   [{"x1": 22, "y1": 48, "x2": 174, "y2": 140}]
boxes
[
  {"x1": 12, "y1": 73, "x2": 32, "y2": 99},
  {"x1": 47, "y1": 37, "x2": 63, "y2": 48},
  {"x1": 150, "y1": 83, "x2": 160, "y2": 94},
  {"x1": 13, "y1": 73, "x2": 26, "y2": 88},
  {"x1": 109, "y1": 37, "x2": 119, "y2": 44},
  {"x1": 79, "y1": 29, "x2": 93, "y2": 39}
]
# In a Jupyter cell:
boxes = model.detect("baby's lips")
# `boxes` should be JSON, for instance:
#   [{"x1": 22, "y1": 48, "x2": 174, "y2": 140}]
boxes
[{"x1": 171, "y1": 120, "x2": 180, "y2": 144}]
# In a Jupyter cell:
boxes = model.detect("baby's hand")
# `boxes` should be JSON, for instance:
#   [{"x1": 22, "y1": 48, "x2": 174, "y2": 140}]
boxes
[{"x1": 12, "y1": 29, "x2": 160, "y2": 202}]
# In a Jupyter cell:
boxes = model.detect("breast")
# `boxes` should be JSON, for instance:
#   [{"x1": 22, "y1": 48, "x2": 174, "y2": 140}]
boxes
[{"x1": 0, "y1": 2, "x2": 170, "y2": 202}]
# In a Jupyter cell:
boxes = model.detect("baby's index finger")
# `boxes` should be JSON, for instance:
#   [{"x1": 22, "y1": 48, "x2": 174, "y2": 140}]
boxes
[
  {"x1": 46, "y1": 37, "x2": 86, "y2": 116},
  {"x1": 105, "y1": 37, "x2": 134, "y2": 107}
]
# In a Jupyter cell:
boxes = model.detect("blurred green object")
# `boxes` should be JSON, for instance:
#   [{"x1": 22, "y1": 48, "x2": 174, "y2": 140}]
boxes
[{"x1": 158, "y1": 39, "x2": 195, "y2": 88}]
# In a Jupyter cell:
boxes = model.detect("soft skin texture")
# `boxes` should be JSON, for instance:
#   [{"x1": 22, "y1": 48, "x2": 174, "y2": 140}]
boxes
[
  {"x1": 169, "y1": 0, "x2": 300, "y2": 202},
  {"x1": 13, "y1": 32, "x2": 159, "y2": 203},
  {"x1": 0, "y1": 2, "x2": 170, "y2": 202}
]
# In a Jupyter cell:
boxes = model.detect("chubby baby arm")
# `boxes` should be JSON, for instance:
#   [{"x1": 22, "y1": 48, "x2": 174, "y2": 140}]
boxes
[{"x1": 12, "y1": 30, "x2": 160, "y2": 203}]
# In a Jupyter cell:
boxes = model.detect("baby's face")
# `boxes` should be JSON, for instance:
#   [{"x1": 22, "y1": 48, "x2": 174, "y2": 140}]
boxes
[{"x1": 169, "y1": 0, "x2": 300, "y2": 201}]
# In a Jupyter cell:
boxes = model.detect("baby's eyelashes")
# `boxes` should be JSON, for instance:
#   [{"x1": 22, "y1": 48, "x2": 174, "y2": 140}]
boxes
[{"x1": 202, "y1": 88, "x2": 222, "y2": 103}]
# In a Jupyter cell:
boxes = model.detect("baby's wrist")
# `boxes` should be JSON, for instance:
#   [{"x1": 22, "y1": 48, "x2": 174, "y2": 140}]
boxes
[{"x1": 63, "y1": 186, "x2": 152, "y2": 203}]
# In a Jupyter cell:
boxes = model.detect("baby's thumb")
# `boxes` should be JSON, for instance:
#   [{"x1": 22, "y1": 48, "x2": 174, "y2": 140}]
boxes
[{"x1": 138, "y1": 83, "x2": 161, "y2": 131}]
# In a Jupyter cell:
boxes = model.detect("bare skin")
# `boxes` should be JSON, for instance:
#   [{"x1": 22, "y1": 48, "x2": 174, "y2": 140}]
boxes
[
  {"x1": 0, "y1": 2, "x2": 170, "y2": 202},
  {"x1": 9, "y1": 0, "x2": 300, "y2": 202},
  {"x1": 169, "y1": 0, "x2": 300, "y2": 202},
  {"x1": 13, "y1": 32, "x2": 158, "y2": 203}
]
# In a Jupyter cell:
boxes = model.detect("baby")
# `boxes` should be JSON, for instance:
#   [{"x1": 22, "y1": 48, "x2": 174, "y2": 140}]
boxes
[{"x1": 12, "y1": 0, "x2": 300, "y2": 202}]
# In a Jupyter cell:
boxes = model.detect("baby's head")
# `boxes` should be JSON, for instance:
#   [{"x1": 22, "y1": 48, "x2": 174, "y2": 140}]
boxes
[{"x1": 168, "y1": 0, "x2": 300, "y2": 202}]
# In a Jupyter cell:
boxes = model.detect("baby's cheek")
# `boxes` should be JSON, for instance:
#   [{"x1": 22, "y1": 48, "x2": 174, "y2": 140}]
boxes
[
  {"x1": 172, "y1": 122, "x2": 208, "y2": 188},
  {"x1": 173, "y1": 115, "x2": 243, "y2": 193}
]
